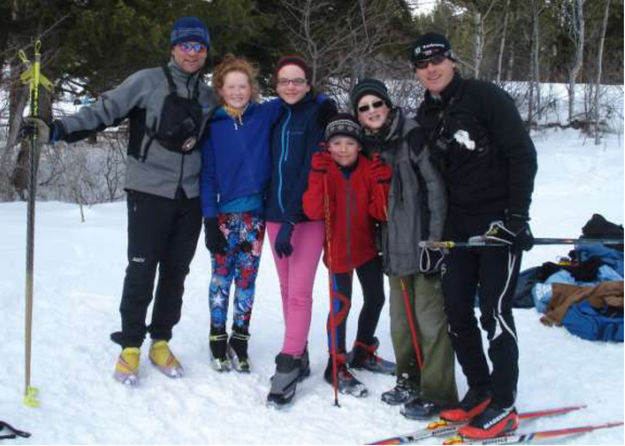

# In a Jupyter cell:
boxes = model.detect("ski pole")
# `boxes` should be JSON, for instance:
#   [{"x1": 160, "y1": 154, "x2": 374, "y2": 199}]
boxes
[
  {"x1": 18, "y1": 40, "x2": 46, "y2": 409},
  {"x1": 0, "y1": 421, "x2": 31, "y2": 439},
  {"x1": 323, "y1": 173, "x2": 340, "y2": 407},
  {"x1": 420, "y1": 237, "x2": 624, "y2": 249},
  {"x1": 399, "y1": 277, "x2": 424, "y2": 370},
  {"x1": 374, "y1": 155, "x2": 423, "y2": 370}
]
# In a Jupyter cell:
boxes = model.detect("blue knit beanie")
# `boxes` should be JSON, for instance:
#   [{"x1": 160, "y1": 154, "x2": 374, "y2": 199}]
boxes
[{"x1": 170, "y1": 17, "x2": 210, "y2": 47}]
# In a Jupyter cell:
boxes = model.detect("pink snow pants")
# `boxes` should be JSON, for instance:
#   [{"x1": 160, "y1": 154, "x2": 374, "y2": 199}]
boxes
[{"x1": 266, "y1": 221, "x2": 324, "y2": 356}]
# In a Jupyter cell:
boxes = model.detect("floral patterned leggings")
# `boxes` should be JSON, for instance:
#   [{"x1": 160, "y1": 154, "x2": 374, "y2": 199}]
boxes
[{"x1": 209, "y1": 211, "x2": 265, "y2": 330}]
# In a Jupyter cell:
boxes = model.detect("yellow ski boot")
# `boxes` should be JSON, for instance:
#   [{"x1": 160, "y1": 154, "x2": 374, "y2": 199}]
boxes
[
  {"x1": 149, "y1": 340, "x2": 184, "y2": 378},
  {"x1": 114, "y1": 347, "x2": 140, "y2": 386}
]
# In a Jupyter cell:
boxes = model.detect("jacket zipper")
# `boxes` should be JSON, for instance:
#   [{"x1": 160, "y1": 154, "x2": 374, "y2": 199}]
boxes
[
  {"x1": 176, "y1": 74, "x2": 194, "y2": 196},
  {"x1": 346, "y1": 179, "x2": 352, "y2": 269},
  {"x1": 277, "y1": 108, "x2": 292, "y2": 214}
]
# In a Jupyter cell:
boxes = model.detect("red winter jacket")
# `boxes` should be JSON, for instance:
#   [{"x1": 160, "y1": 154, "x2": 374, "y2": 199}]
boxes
[{"x1": 303, "y1": 154, "x2": 389, "y2": 273}]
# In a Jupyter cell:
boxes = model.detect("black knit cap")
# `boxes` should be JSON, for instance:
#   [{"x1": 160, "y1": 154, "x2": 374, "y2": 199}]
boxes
[
  {"x1": 275, "y1": 55, "x2": 312, "y2": 84},
  {"x1": 325, "y1": 113, "x2": 362, "y2": 144},
  {"x1": 350, "y1": 78, "x2": 392, "y2": 115},
  {"x1": 410, "y1": 32, "x2": 455, "y2": 64}
]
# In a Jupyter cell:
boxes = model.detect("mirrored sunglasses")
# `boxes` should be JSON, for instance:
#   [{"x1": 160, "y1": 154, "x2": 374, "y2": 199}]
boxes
[
  {"x1": 178, "y1": 42, "x2": 207, "y2": 53},
  {"x1": 414, "y1": 53, "x2": 448, "y2": 70},
  {"x1": 358, "y1": 100, "x2": 385, "y2": 113}
]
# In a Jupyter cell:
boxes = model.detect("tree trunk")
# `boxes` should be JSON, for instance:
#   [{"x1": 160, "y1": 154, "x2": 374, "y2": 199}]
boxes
[
  {"x1": 531, "y1": 2, "x2": 541, "y2": 121},
  {"x1": 473, "y1": 9, "x2": 483, "y2": 79},
  {"x1": 594, "y1": 0, "x2": 611, "y2": 145},
  {"x1": 496, "y1": 0, "x2": 511, "y2": 83},
  {"x1": 506, "y1": 18, "x2": 516, "y2": 82},
  {"x1": 568, "y1": 0, "x2": 585, "y2": 122}
]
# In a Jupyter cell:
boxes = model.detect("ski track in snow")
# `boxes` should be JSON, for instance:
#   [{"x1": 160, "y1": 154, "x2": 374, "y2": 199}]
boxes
[{"x1": 0, "y1": 129, "x2": 623, "y2": 444}]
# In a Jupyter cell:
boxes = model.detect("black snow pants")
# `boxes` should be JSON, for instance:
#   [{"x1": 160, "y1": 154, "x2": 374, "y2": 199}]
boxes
[
  {"x1": 441, "y1": 212, "x2": 522, "y2": 408},
  {"x1": 112, "y1": 190, "x2": 202, "y2": 348}
]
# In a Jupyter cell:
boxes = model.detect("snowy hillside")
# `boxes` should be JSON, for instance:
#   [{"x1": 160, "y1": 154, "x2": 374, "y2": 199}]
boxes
[{"x1": 0, "y1": 128, "x2": 623, "y2": 444}]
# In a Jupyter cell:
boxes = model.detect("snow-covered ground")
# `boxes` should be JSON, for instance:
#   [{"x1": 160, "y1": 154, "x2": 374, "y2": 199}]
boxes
[{"x1": 1, "y1": 128, "x2": 623, "y2": 445}]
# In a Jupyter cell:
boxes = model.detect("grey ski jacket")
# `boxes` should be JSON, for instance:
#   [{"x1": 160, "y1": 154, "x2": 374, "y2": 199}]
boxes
[
  {"x1": 58, "y1": 60, "x2": 216, "y2": 199},
  {"x1": 365, "y1": 108, "x2": 447, "y2": 277}
]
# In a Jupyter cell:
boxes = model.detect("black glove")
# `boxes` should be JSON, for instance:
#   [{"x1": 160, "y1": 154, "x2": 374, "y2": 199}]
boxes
[
  {"x1": 316, "y1": 98, "x2": 338, "y2": 129},
  {"x1": 204, "y1": 218, "x2": 228, "y2": 255},
  {"x1": 274, "y1": 222, "x2": 294, "y2": 258},
  {"x1": 484, "y1": 216, "x2": 534, "y2": 252},
  {"x1": 19, "y1": 117, "x2": 65, "y2": 143},
  {"x1": 419, "y1": 247, "x2": 445, "y2": 275}
]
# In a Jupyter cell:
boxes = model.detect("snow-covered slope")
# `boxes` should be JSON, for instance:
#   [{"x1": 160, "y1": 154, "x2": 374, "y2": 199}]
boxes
[{"x1": 0, "y1": 128, "x2": 623, "y2": 444}]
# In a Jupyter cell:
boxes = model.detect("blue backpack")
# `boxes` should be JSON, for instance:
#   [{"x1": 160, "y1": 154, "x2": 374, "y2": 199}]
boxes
[{"x1": 561, "y1": 300, "x2": 624, "y2": 342}]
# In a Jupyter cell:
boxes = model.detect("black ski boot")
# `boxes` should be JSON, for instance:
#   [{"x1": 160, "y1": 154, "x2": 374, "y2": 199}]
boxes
[
  {"x1": 348, "y1": 337, "x2": 395, "y2": 375},
  {"x1": 401, "y1": 397, "x2": 442, "y2": 420},
  {"x1": 267, "y1": 353, "x2": 302, "y2": 408},
  {"x1": 324, "y1": 354, "x2": 368, "y2": 398},
  {"x1": 227, "y1": 326, "x2": 251, "y2": 373},
  {"x1": 381, "y1": 374, "x2": 420, "y2": 405},
  {"x1": 299, "y1": 344, "x2": 310, "y2": 380},
  {"x1": 209, "y1": 327, "x2": 231, "y2": 372}
]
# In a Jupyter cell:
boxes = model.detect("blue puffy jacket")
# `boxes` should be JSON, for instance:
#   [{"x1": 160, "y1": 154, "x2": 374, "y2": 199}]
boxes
[
  {"x1": 200, "y1": 99, "x2": 282, "y2": 217},
  {"x1": 265, "y1": 92, "x2": 325, "y2": 223}
]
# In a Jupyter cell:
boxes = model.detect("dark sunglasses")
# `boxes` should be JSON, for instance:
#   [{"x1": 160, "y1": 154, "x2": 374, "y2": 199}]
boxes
[
  {"x1": 178, "y1": 42, "x2": 207, "y2": 53},
  {"x1": 414, "y1": 53, "x2": 448, "y2": 70},
  {"x1": 357, "y1": 100, "x2": 385, "y2": 113}
]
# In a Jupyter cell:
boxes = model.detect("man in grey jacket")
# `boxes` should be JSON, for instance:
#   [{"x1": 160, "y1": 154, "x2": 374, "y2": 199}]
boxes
[{"x1": 24, "y1": 17, "x2": 216, "y2": 385}]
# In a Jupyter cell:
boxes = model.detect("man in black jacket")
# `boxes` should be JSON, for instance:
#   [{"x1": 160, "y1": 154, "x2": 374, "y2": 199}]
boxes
[{"x1": 413, "y1": 32, "x2": 537, "y2": 439}]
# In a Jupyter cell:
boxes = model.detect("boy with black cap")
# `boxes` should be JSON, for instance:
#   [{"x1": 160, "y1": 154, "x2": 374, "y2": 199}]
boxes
[
  {"x1": 302, "y1": 113, "x2": 394, "y2": 397},
  {"x1": 350, "y1": 79, "x2": 457, "y2": 419},
  {"x1": 412, "y1": 32, "x2": 537, "y2": 438},
  {"x1": 22, "y1": 17, "x2": 216, "y2": 386}
]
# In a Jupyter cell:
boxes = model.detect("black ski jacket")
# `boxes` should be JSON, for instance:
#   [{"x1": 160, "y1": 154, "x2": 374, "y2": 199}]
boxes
[{"x1": 416, "y1": 73, "x2": 537, "y2": 218}]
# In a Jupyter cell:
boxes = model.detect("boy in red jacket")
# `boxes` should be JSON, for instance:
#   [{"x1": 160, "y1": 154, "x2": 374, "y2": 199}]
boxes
[{"x1": 303, "y1": 113, "x2": 395, "y2": 397}]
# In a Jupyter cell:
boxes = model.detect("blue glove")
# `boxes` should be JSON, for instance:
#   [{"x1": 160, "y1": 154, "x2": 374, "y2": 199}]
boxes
[{"x1": 275, "y1": 222, "x2": 294, "y2": 258}]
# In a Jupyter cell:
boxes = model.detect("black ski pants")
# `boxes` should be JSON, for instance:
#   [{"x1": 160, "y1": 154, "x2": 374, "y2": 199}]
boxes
[
  {"x1": 327, "y1": 256, "x2": 385, "y2": 354},
  {"x1": 113, "y1": 190, "x2": 202, "y2": 348},
  {"x1": 441, "y1": 212, "x2": 521, "y2": 408}
]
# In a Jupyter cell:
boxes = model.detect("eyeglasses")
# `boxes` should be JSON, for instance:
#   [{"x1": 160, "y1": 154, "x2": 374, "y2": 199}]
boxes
[
  {"x1": 277, "y1": 78, "x2": 307, "y2": 87},
  {"x1": 357, "y1": 100, "x2": 385, "y2": 113},
  {"x1": 177, "y1": 42, "x2": 207, "y2": 53},
  {"x1": 414, "y1": 53, "x2": 448, "y2": 70}
]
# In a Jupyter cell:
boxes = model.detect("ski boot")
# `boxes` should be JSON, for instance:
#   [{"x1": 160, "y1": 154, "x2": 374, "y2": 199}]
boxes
[
  {"x1": 113, "y1": 347, "x2": 140, "y2": 386},
  {"x1": 381, "y1": 374, "x2": 419, "y2": 405},
  {"x1": 149, "y1": 340, "x2": 183, "y2": 378},
  {"x1": 347, "y1": 337, "x2": 395, "y2": 375},
  {"x1": 299, "y1": 344, "x2": 311, "y2": 381},
  {"x1": 209, "y1": 327, "x2": 231, "y2": 372},
  {"x1": 227, "y1": 326, "x2": 251, "y2": 373},
  {"x1": 401, "y1": 397, "x2": 442, "y2": 420},
  {"x1": 457, "y1": 404, "x2": 518, "y2": 438},
  {"x1": 439, "y1": 388, "x2": 492, "y2": 422},
  {"x1": 267, "y1": 353, "x2": 302, "y2": 408},
  {"x1": 324, "y1": 354, "x2": 368, "y2": 398}
]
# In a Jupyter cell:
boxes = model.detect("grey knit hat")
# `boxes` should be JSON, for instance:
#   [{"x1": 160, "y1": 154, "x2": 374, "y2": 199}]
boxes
[
  {"x1": 324, "y1": 113, "x2": 362, "y2": 144},
  {"x1": 350, "y1": 78, "x2": 392, "y2": 115}
]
